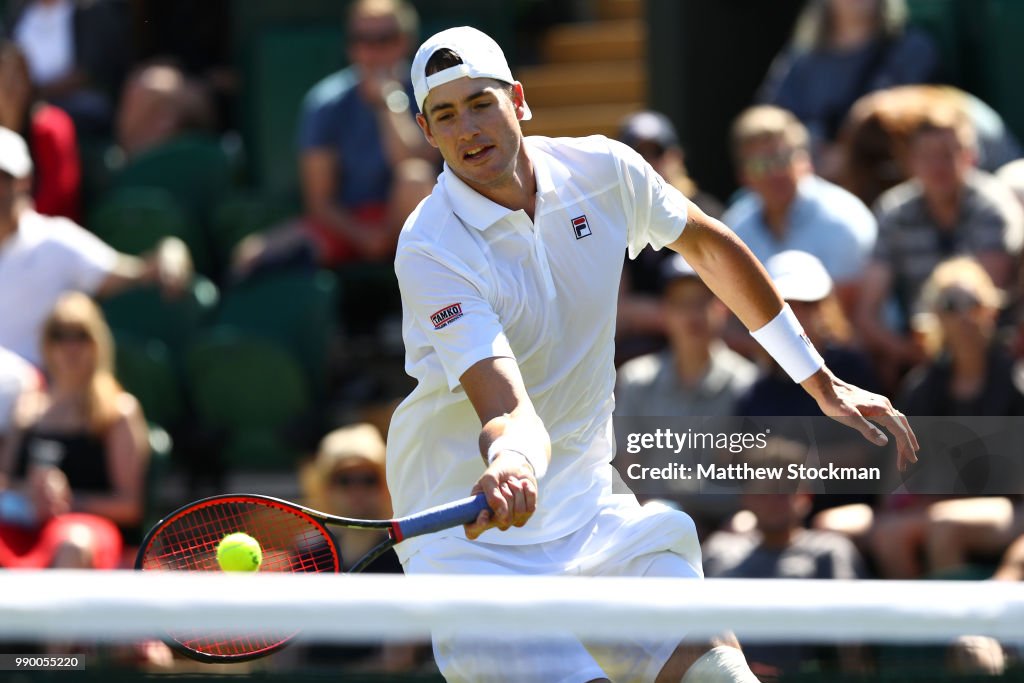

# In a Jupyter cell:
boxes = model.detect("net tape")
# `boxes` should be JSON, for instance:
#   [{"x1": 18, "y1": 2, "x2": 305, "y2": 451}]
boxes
[{"x1": 1, "y1": 571, "x2": 1022, "y2": 644}]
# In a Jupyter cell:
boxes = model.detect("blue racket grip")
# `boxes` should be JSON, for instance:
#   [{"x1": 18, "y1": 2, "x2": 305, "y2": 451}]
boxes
[{"x1": 391, "y1": 493, "x2": 490, "y2": 542}]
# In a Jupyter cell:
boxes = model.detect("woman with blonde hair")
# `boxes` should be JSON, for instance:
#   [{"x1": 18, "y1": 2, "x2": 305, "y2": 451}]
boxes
[
  {"x1": 818, "y1": 258, "x2": 1024, "y2": 579},
  {"x1": 901, "y1": 256, "x2": 1021, "y2": 415},
  {"x1": 0, "y1": 292, "x2": 149, "y2": 569},
  {"x1": 299, "y1": 423, "x2": 421, "y2": 671}
]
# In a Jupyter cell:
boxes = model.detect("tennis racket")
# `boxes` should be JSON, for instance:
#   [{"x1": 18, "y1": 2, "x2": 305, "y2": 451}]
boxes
[{"x1": 135, "y1": 492, "x2": 490, "y2": 662}]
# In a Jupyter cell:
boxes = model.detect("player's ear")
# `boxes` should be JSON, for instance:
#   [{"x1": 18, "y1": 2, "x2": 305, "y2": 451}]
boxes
[
  {"x1": 511, "y1": 82, "x2": 528, "y2": 121},
  {"x1": 416, "y1": 112, "x2": 439, "y2": 149}
]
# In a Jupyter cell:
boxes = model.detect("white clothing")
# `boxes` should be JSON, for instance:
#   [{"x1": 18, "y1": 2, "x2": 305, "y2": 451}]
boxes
[
  {"x1": 14, "y1": 0, "x2": 75, "y2": 86},
  {"x1": 406, "y1": 495, "x2": 703, "y2": 683},
  {"x1": 0, "y1": 210, "x2": 118, "y2": 365},
  {"x1": 387, "y1": 135, "x2": 691, "y2": 561},
  {"x1": 0, "y1": 346, "x2": 37, "y2": 433}
]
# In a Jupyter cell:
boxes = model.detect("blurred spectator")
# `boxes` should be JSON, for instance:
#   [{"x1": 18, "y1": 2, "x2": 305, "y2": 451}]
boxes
[
  {"x1": 723, "y1": 106, "x2": 876, "y2": 314},
  {"x1": 892, "y1": 261, "x2": 1022, "y2": 578},
  {"x1": 899, "y1": 257, "x2": 1023, "y2": 416},
  {"x1": 839, "y1": 86, "x2": 1023, "y2": 207},
  {"x1": 298, "y1": 422, "x2": 418, "y2": 672},
  {"x1": 0, "y1": 292, "x2": 149, "y2": 569},
  {"x1": 822, "y1": 259, "x2": 1023, "y2": 580},
  {"x1": 737, "y1": 250, "x2": 878, "y2": 414},
  {"x1": 115, "y1": 61, "x2": 215, "y2": 162},
  {"x1": 231, "y1": 0, "x2": 436, "y2": 278},
  {"x1": 856, "y1": 104, "x2": 1024, "y2": 380},
  {"x1": 0, "y1": 41, "x2": 80, "y2": 220},
  {"x1": 615, "y1": 111, "x2": 724, "y2": 363},
  {"x1": 130, "y1": 0, "x2": 235, "y2": 131},
  {"x1": 703, "y1": 438, "x2": 867, "y2": 675},
  {"x1": 0, "y1": 126, "x2": 192, "y2": 366},
  {"x1": 759, "y1": 0, "x2": 939, "y2": 176},
  {"x1": 5, "y1": 0, "x2": 129, "y2": 135},
  {"x1": 615, "y1": 254, "x2": 755, "y2": 421}
]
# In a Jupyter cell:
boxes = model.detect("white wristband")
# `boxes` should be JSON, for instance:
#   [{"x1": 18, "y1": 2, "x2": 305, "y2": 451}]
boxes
[
  {"x1": 749, "y1": 303, "x2": 825, "y2": 383},
  {"x1": 487, "y1": 435, "x2": 548, "y2": 479}
]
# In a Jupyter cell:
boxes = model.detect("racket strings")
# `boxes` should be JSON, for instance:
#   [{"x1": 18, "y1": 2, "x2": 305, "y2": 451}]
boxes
[{"x1": 140, "y1": 496, "x2": 340, "y2": 659}]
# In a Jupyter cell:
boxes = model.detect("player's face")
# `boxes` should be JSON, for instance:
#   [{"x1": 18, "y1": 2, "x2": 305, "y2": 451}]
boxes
[
  {"x1": 417, "y1": 76, "x2": 528, "y2": 194},
  {"x1": 909, "y1": 129, "x2": 973, "y2": 199}
]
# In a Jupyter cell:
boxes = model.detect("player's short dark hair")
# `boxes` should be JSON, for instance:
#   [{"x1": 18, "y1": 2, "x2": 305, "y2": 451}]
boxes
[
  {"x1": 425, "y1": 48, "x2": 463, "y2": 77},
  {"x1": 423, "y1": 48, "x2": 515, "y2": 100}
]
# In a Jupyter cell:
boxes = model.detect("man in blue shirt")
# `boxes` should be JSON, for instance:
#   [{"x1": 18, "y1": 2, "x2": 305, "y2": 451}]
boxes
[
  {"x1": 722, "y1": 106, "x2": 876, "y2": 313},
  {"x1": 233, "y1": 0, "x2": 436, "y2": 274}
]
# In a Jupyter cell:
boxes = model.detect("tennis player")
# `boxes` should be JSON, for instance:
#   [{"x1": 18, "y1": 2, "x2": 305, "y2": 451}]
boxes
[{"x1": 386, "y1": 26, "x2": 920, "y2": 683}]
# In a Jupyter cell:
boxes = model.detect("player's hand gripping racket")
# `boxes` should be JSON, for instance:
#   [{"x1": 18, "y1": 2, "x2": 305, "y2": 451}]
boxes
[{"x1": 135, "y1": 492, "x2": 490, "y2": 662}]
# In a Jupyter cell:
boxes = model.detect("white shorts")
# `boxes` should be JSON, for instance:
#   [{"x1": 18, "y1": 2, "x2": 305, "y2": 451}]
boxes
[{"x1": 402, "y1": 494, "x2": 703, "y2": 683}]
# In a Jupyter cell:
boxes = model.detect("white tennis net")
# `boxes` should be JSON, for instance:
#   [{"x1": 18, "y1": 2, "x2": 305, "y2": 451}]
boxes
[{"x1": 1, "y1": 570, "x2": 1022, "y2": 643}]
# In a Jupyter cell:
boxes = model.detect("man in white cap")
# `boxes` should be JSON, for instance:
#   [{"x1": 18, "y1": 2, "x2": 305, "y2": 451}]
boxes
[
  {"x1": 387, "y1": 26, "x2": 918, "y2": 683},
  {"x1": 0, "y1": 126, "x2": 192, "y2": 367}
]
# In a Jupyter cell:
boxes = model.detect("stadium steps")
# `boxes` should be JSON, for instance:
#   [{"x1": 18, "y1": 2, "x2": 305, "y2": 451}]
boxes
[
  {"x1": 519, "y1": 0, "x2": 647, "y2": 139},
  {"x1": 540, "y1": 19, "x2": 646, "y2": 64}
]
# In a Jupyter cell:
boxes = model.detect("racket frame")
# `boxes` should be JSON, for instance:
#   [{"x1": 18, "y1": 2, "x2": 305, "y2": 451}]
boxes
[{"x1": 135, "y1": 491, "x2": 488, "y2": 662}]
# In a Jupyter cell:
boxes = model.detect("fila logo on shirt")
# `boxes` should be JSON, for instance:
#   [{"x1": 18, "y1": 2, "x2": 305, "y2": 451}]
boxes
[
  {"x1": 571, "y1": 214, "x2": 592, "y2": 240},
  {"x1": 431, "y1": 303, "x2": 464, "y2": 329}
]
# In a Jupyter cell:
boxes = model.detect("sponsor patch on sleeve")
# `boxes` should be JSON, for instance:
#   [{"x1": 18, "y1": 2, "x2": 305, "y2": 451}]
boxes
[{"x1": 430, "y1": 302, "x2": 464, "y2": 329}]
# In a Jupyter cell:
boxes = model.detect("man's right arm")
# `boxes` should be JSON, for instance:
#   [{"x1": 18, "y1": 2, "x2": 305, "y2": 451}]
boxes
[
  {"x1": 459, "y1": 356, "x2": 550, "y2": 540},
  {"x1": 94, "y1": 237, "x2": 192, "y2": 299}
]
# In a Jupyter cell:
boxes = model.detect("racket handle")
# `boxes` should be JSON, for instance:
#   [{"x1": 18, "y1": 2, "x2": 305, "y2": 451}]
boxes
[{"x1": 391, "y1": 493, "x2": 490, "y2": 542}]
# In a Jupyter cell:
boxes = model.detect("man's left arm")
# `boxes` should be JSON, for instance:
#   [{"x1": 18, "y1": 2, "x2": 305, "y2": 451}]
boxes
[{"x1": 670, "y1": 202, "x2": 919, "y2": 469}]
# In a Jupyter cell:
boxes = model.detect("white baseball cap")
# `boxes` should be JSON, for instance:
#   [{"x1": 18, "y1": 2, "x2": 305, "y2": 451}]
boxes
[
  {"x1": 411, "y1": 26, "x2": 531, "y2": 120},
  {"x1": 0, "y1": 127, "x2": 32, "y2": 179},
  {"x1": 764, "y1": 250, "x2": 833, "y2": 302}
]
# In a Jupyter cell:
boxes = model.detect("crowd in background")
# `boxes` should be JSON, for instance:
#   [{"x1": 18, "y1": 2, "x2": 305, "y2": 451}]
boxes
[{"x1": 0, "y1": 0, "x2": 1022, "y2": 677}]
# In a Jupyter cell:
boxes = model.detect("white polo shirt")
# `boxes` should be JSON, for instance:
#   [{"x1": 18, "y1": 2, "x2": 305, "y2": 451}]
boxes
[
  {"x1": 387, "y1": 135, "x2": 691, "y2": 562},
  {"x1": 0, "y1": 210, "x2": 118, "y2": 366}
]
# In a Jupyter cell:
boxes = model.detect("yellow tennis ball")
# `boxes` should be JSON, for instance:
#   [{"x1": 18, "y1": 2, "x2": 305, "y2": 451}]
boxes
[{"x1": 216, "y1": 532, "x2": 262, "y2": 572}]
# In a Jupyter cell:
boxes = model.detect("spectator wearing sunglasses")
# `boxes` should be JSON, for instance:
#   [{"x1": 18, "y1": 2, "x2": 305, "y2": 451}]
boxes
[
  {"x1": 232, "y1": 0, "x2": 437, "y2": 280},
  {"x1": 820, "y1": 258, "x2": 1024, "y2": 581},
  {"x1": 0, "y1": 292, "x2": 149, "y2": 569},
  {"x1": 899, "y1": 256, "x2": 1023, "y2": 416},
  {"x1": 722, "y1": 106, "x2": 877, "y2": 316},
  {"x1": 299, "y1": 422, "x2": 421, "y2": 671}
]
